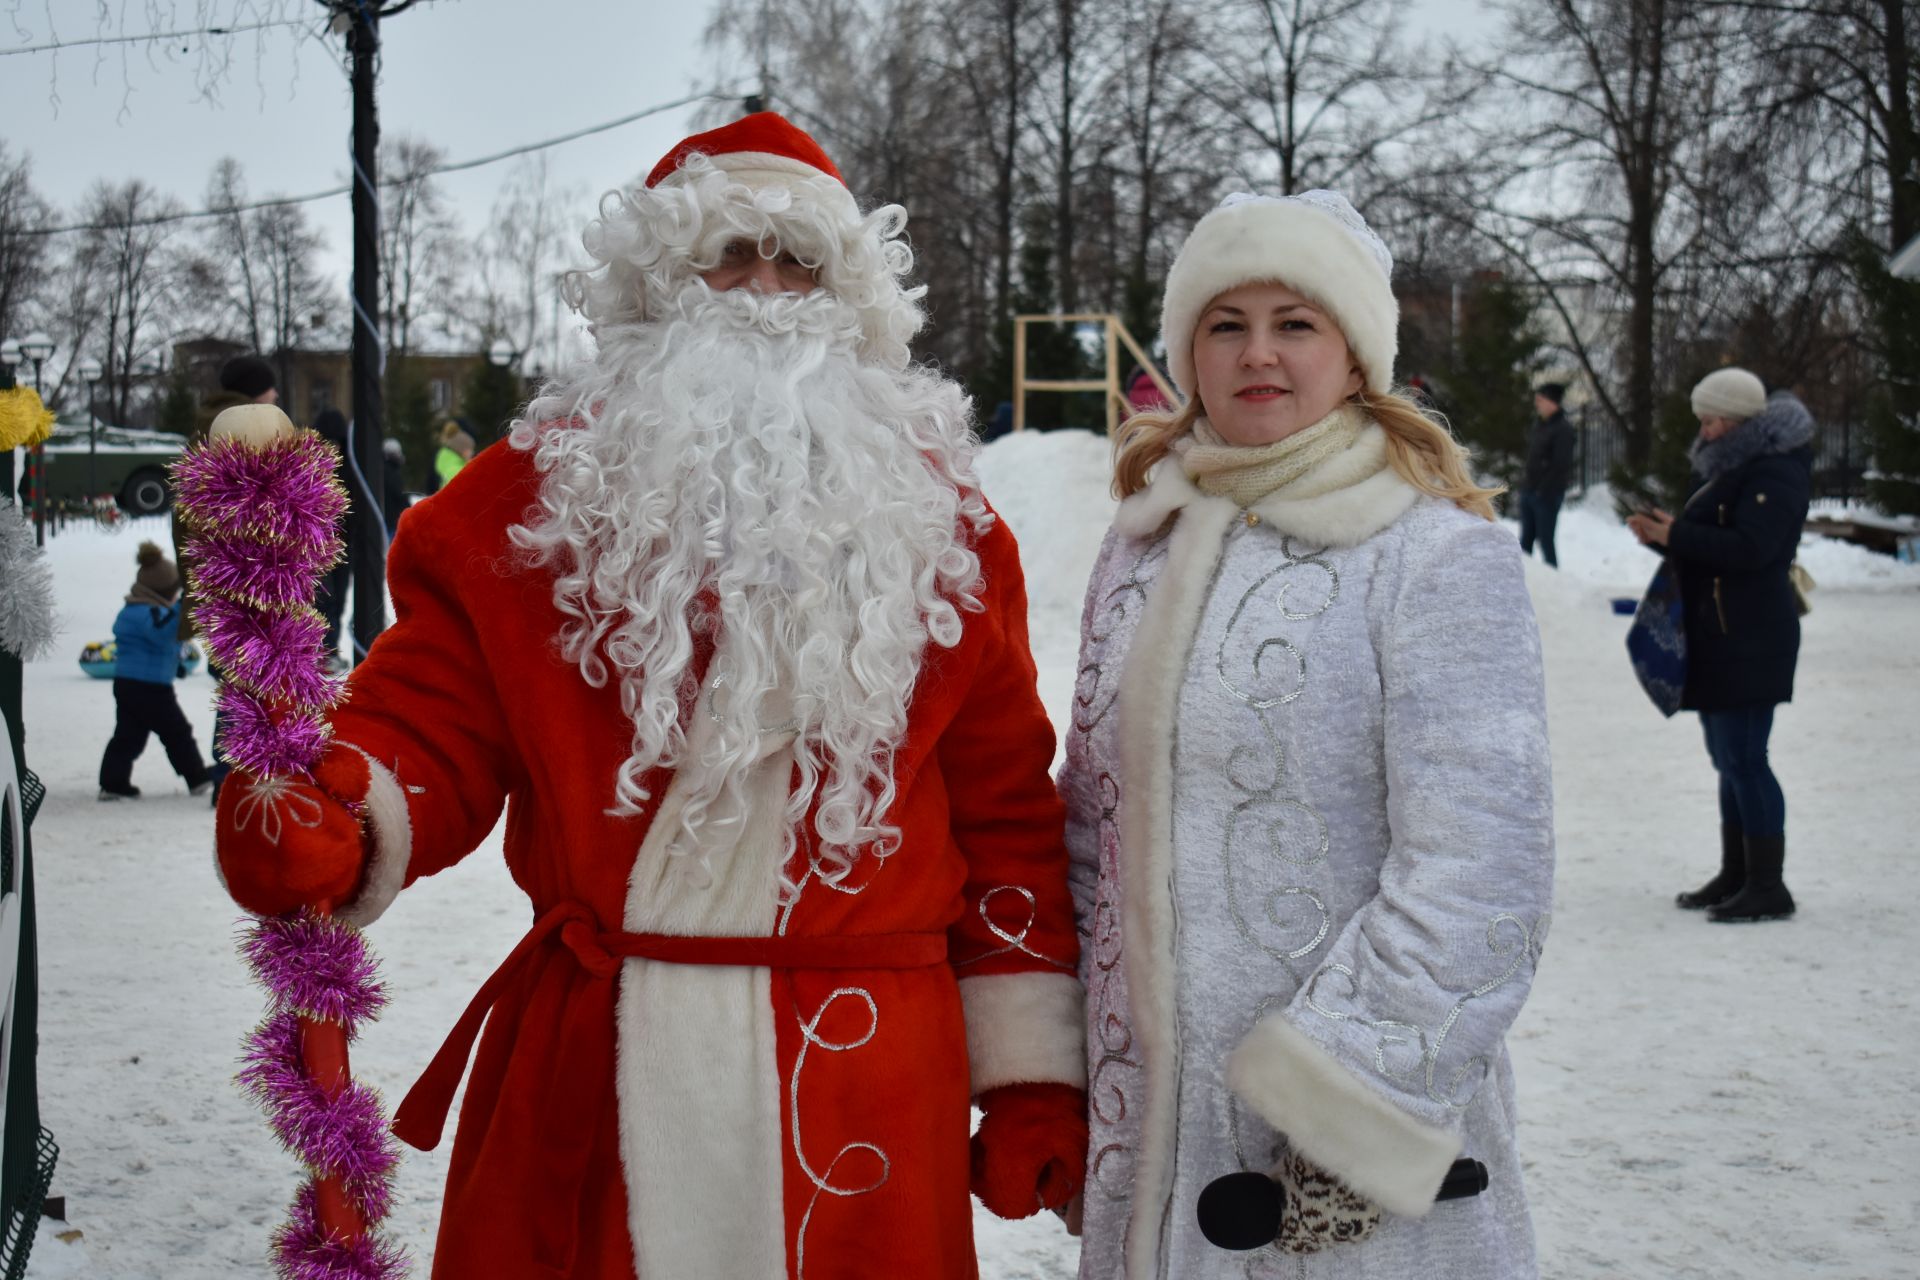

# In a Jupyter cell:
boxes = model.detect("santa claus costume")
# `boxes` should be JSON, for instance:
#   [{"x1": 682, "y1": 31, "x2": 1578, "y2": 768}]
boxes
[{"x1": 215, "y1": 113, "x2": 1087, "y2": 1280}]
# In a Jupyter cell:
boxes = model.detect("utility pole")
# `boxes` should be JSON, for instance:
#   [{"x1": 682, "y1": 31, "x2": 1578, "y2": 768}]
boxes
[{"x1": 332, "y1": 0, "x2": 417, "y2": 658}]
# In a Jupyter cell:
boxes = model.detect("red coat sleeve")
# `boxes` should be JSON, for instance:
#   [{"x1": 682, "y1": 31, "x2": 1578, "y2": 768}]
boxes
[
  {"x1": 938, "y1": 513, "x2": 1086, "y2": 1094},
  {"x1": 325, "y1": 486, "x2": 523, "y2": 921}
]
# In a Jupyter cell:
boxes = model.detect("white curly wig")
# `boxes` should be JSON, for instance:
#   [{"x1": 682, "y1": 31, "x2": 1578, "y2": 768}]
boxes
[{"x1": 562, "y1": 151, "x2": 927, "y2": 371}]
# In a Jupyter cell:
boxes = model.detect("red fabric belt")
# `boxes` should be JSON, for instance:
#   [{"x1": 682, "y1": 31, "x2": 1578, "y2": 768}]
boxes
[{"x1": 390, "y1": 900, "x2": 948, "y2": 1273}]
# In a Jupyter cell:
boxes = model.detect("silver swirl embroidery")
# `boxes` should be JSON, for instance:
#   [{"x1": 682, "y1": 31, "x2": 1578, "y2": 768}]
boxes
[
  {"x1": 777, "y1": 822, "x2": 893, "y2": 936},
  {"x1": 231, "y1": 774, "x2": 325, "y2": 847},
  {"x1": 1075, "y1": 538, "x2": 1169, "y2": 734},
  {"x1": 790, "y1": 987, "x2": 889, "y2": 1278},
  {"x1": 1215, "y1": 534, "x2": 1339, "y2": 974},
  {"x1": 952, "y1": 885, "x2": 1075, "y2": 971},
  {"x1": 1215, "y1": 538, "x2": 1339, "y2": 709},
  {"x1": 1302, "y1": 914, "x2": 1542, "y2": 1109}
]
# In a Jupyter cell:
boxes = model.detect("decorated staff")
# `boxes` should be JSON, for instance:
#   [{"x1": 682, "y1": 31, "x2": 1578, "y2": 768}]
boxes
[{"x1": 172, "y1": 404, "x2": 407, "y2": 1279}]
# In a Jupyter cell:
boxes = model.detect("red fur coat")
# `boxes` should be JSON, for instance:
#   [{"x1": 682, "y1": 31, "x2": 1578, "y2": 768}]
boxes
[{"x1": 323, "y1": 442, "x2": 1083, "y2": 1279}]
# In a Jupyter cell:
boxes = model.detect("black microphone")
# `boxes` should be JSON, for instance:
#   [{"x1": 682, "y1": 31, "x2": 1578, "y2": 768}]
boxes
[{"x1": 1196, "y1": 1157, "x2": 1490, "y2": 1251}]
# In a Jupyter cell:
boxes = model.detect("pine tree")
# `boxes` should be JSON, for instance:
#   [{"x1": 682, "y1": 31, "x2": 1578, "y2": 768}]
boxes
[
  {"x1": 1849, "y1": 231, "x2": 1920, "y2": 515},
  {"x1": 1434, "y1": 275, "x2": 1545, "y2": 500}
]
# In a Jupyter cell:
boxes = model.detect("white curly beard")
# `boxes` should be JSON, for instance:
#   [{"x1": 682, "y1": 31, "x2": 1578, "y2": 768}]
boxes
[{"x1": 509, "y1": 280, "x2": 990, "y2": 891}]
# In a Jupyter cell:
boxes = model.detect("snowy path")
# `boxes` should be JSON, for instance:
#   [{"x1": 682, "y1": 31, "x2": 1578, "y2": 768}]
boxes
[{"x1": 23, "y1": 431, "x2": 1920, "y2": 1277}]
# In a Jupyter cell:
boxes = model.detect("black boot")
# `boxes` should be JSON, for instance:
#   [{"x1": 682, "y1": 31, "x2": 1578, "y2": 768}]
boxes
[
  {"x1": 1708, "y1": 835, "x2": 1795, "y2": 923},
  {"x1": 1676, "y1": 823, "x2": 1744, "y2": 910}
]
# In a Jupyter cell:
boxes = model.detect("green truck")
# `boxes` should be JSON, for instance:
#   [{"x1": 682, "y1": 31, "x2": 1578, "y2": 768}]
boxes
[{"x1": 30, "y1": 418, "x2": 185, "y2": 515}]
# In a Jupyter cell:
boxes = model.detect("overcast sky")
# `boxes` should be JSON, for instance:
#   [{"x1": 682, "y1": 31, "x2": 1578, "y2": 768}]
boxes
[{"x1": 1, "y1": 0, "x2": 1502, "y2": 359}]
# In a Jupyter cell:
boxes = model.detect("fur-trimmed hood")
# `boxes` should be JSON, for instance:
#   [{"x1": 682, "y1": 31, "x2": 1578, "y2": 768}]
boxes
[{"x1": 1691, "y1": 390, "x2": 1815, "y2": 480}]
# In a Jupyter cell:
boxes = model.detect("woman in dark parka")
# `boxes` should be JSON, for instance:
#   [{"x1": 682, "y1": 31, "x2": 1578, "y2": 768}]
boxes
[{"x1": 1629, "y1": 367, "x2": 1812, "y2": 923}]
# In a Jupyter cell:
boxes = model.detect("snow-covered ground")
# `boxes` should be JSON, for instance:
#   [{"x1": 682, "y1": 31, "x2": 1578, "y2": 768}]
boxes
[{"x1": 21, "y1": 429, "x2": 1920, "y2": 1278}]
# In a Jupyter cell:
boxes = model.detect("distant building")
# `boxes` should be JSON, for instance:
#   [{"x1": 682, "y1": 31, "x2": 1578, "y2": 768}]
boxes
[{"x1": 169, "y1": 338, "x2": 488, "y2": 427}]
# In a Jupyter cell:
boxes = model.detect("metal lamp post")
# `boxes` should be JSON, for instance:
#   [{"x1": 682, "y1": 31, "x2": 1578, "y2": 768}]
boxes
[
  {"x1": 17, "y1": 333, "x2": 55, "y2": 546},
  {"x1": 76, "y1": 358, "x2": 103, "y2": 498},
  {"x1": 487, "y1": 338, "x2": 520, "y2": 443},
  {"x1": 0, "y1": 340, "x2": 20, "y2": 512}
]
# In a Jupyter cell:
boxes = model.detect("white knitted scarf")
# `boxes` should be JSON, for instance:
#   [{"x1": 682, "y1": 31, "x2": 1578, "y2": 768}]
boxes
[{"x1": 1179, "y1": 404, "x2": 1379, "y2": 507}]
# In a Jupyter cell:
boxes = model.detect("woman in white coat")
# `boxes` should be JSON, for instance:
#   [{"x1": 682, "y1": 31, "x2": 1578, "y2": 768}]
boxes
[{"x1": 1062, "y1": 190, "x2": 1554, "y2": 1278}]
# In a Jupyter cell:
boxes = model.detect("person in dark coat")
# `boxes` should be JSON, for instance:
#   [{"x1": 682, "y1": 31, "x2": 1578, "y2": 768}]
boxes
[
  {"x1": 381, "y1": 436, "x2": 410, "y2": 537},
  {"x1": 1628, "y1": 368, "x2": 1812, "y2": 923},
  {"x1": 1519, "y1": 381, "x2": 1576, "y2": 567},
  {"x1": 310, "y1": 408, "x2": 354, "y2": 672},
  {"x1": 97, "y1": 542, "x2": 212, "y2": 799}
]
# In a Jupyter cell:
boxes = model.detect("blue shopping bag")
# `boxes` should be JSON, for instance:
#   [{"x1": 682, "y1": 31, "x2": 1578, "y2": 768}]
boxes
[{"x1": 1625, "y1": 561, "x2": 1686, "y2": 717}]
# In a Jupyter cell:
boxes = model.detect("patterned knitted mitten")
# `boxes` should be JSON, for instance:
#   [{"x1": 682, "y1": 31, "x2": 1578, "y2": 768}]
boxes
[{"x1": 1275, "y1": 1151, "x2": 1382, "y2": 1254}]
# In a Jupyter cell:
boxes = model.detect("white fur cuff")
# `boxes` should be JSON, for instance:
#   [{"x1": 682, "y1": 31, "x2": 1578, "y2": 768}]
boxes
[
  {"x1": 1226, "y1": 1015, "x2": 1459, "y2": 1218},
  {"x1": 959, "y1": 972, "x2": 1088, "y2": 1094},
  {"x1": 335, "y1": 750, "x2": 412, "y2": 928}
]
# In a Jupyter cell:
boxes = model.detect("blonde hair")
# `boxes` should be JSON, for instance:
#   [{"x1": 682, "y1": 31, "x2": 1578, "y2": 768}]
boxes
[{"x1": 1112, "y1": 388, "x2": 1501, "y2": 520}]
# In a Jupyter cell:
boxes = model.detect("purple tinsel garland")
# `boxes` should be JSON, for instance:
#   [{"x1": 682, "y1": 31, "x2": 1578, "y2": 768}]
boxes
[
  {"x1": 236, "y1": 911, "x2": 410, "y2": 1277},
  {"x1": 178, "y1": 430, "x2": 408, "y2": 1278},
  {"x1": 218, "y1": 686, "x2": 338, "y2": 779},
  {"x1": 272, "y1": 1182, "x2": 409, "y2": 1280},
  {"x1": 173, "y1": 433, "x2": 351, "y2": 547},
  {"x1": 172, "y1": 431, "x2": 350, "y2": 777},
  {"x1": 239, "y1": 1011, "x2": 401, "y2": 1222},
  {"x1": 182, "y1": 529, "x2": 345, "y2": 612},
  {"x1": 241, "y1": 912, "x2": 389, "y2": 1027}
]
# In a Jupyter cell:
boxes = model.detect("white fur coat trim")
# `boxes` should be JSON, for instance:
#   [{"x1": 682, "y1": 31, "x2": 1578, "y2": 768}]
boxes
[
  {"x1": 1113, "y1": 495, "x2": 1238, "y2": 1272},
  {"x1": 959, "y1": 972, "x2": 1088, "y2": 1093},
  {"x1": 1226, "y1": 1015, "x2": 1461, "y2": 1218},
  {"x1": 615, "y1": 674, "x2": 790, "y2": 1280},
  {"x1": 1116, "y1": 427, "x2": 1418, "y2": 550},
  {"x1": 336, "y1": 748, "x2": 411, "y2": 929}
]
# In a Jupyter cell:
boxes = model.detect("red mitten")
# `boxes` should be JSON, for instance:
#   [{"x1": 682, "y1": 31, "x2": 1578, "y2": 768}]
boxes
[
  {"x1": 216, "y1": 744, "x2": 372, "y2": 917},
  {"x1": 970, "y1": 1082, "x2": 1088, "y2": 1219}
]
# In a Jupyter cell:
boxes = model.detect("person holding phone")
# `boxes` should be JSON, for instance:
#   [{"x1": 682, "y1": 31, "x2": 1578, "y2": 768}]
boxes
[{"x1": 1628, "y1": 368, "x2": 1813, "y2": 923}]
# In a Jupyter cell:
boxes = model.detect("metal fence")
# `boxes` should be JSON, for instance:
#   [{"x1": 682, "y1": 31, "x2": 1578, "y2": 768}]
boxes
[{"x1": 1568, "y1": 407, "x2": 1874, "y2": 502}]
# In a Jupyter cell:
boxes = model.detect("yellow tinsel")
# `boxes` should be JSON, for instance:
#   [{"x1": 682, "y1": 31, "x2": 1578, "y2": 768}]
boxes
[{"x1": 0, "y1": 385, "x2": 57, "y2": 451}]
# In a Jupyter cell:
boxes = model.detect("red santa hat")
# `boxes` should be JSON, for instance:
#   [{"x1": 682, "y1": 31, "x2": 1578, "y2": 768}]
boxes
[{"x1": 646, "y1": 112, "x2": 852, "y2": 210}]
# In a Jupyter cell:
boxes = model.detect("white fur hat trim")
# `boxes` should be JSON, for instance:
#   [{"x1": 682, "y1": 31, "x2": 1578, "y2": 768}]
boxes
[
  {"x1": 1160, "y1": 189, "x2": 1398, "y2": 398},
  {"x1": 658, "y1": 152, "x2": 858, "y2": 217}
]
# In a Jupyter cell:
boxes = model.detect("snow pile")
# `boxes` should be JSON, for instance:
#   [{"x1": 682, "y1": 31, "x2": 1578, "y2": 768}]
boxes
[
  {"x1": 1527, "y1": 485, "x2": 1920, "y2": 595},
  {"x1": 974, "y1": 428, "x2": 1117, "y2": 742}
]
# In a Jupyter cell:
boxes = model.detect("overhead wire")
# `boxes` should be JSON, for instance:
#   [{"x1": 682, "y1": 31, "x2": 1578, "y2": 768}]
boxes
[{"x1": 17, "y1": 88, "x2": 735, "y2": 237}]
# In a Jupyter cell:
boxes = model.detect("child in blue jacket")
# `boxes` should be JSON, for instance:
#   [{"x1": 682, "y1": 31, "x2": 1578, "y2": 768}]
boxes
[{"x1": 97, "y1": 542, "x2": 212, "y2": 800}]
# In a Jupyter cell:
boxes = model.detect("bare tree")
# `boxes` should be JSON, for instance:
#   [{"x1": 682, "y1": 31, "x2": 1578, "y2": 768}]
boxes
[
  {"x1": 1107, "y1": 0, "x2": 1226, "y2": 335},
  {"x1": 75, "y1": 180, "x2": 186, "y2": 423},
  {"x1": 468, "y1": 156, "x2": 578, "y2": 367},
  {"x1": 1199, "y1": 0, "x2": 1426, "y2": 194},
  {"x1": 194, "y1": 157, "x2": 269, "y2": 353},
  {"x1": 0, "y1": 144, "x2": 53, "y2": 350},
  {"x1": 378, "y1": 136, "x2": 464, "y2": 355},
  {"x1": 1461, "y1": 0, "x2": 1735, "y2": 471}
]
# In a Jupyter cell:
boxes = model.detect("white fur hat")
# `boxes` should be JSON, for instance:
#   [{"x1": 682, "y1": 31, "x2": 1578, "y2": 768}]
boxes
[
  {"x1": 1160, "y1": 190, "x2": 1398, "y2": 398},
  {"x1": 1690, "y1": 367, "x2": 1767, "y2": 421}
]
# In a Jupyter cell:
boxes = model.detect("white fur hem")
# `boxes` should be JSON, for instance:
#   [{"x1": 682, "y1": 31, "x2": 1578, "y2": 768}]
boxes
[
  {"x1": 1114, "y1": 497, "x2": 1239, "y2": 1272},
  {"x1": 1114, "y1": 462, "x2": 1203, "y2": 539},
  {"x1": 960, "y1": 972, "x2": 1088, "y2": 1093},
  {"x1": 335, "y1": 750, "x2": 410, "y2": 928},
  {"x1": 1226, "y1": 1015, "x2": 1460, "y2": 1218},
  {"x1": 616, "y1": 668, "x2": 787, "y2": 1279}
]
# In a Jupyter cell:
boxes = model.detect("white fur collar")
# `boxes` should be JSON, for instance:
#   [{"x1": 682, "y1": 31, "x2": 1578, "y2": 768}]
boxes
[{"x1": 1115, "y1": 424, "x2": 1418, "y2": 547}]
